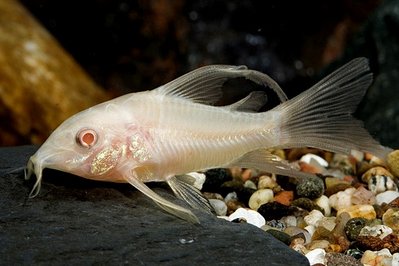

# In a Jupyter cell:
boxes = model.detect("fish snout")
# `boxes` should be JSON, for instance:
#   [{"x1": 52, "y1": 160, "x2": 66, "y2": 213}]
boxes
[{"x1": 25, "y1": 154, "x2": 44, "y2": 198}]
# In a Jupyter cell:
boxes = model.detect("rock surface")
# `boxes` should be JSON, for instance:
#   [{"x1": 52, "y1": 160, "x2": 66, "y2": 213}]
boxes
[{"x1": 0, "y1": 145, "x2": 309, "y2": 265}]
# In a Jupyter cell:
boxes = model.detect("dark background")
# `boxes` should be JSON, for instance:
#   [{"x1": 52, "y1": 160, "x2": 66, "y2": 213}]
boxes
[{"x1": 19, "y1": 0, "x2": 379, "y2": 95}]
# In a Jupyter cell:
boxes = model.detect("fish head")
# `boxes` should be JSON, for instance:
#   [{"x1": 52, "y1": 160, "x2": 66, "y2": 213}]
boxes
[{"x1": 26, "y1": 105, "x2": 128, "y2": 197}]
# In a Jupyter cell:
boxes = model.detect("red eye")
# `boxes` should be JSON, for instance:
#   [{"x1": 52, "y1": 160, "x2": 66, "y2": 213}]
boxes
[{"x1": 76, "y1": 129, "x2": 97, "y2": 148}]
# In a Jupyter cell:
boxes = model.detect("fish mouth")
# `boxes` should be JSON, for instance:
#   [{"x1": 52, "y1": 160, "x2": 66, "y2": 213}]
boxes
[
  {"x1": 25, "y1": 144, "x2": 87, "y2": 197},
  {"x1": 25, "y1": 145, "x2": 61, "y2": 198},
  {"x1": 25, "y1": 154, "x2": 44, "y2": 198}
]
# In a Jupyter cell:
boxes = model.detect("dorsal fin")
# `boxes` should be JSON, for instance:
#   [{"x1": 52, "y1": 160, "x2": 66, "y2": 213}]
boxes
[{"x1": 154, "y1": 65, "x2": 288, "y2": 105}]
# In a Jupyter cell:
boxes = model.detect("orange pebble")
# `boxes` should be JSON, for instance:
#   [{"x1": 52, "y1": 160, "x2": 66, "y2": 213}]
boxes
[
  {"x1": 241, "y1": 169, "x2": 253, "y2": 181},
  {"x1": 364, "y1": 152, "x2": 374, "y2": 161},
  {"x1": 299, "y1": 162, "x2": 321, "y2": 174},
  {"x1": 274, "y1": 191, "x2": 294, "y2": 206},
  {"x1": 343, "y1": 175, "x2": 355, "y2": 183}
]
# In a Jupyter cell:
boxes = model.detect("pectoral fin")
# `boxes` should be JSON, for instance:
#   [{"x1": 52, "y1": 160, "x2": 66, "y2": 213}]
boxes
[
  {"x1": 124, "y1": 167, "x2": 199, "y2": 223},
  {"x1": 228, "y1": 149, "x2": 316, "y2": 181},
  {"x1": 167, "y1": 176, "x2": 214, "y2": 214}
]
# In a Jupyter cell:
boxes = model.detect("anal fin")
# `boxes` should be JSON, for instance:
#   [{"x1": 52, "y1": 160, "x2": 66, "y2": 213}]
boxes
[
  {"x1": 124, "y1": 167, "x2": 199, "y2": 223},
  {"x1": 228, "y1": 149, "x2": 316, "y2": 181},
  {"x1": 167, "y1": 176, "x2": 214, "y2": 214}
]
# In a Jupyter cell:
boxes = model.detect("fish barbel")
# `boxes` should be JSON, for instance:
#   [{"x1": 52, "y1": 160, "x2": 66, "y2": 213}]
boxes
[{"x1": 26, "y1": 58, "x2": 392, "y2": 223}]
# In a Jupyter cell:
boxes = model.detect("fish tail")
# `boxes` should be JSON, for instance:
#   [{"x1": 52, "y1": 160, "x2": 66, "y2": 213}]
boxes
[{"x1": 275, "y1": 57, "x2": 392, "y2": 160}]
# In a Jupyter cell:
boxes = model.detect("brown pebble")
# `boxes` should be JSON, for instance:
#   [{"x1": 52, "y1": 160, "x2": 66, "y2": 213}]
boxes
[
  {"x1": 361, "y1": 166, "x2": 394, "y2": 183},
  {"x1": 373, "y1": 204, "x2": 388, "y2": 219},
  {"x1": 357, "y1": 234, "x2": 399, "y2": 253},
  {"x1": 388, "y1": 197, "x2": 399, "y2": 208},
  {"x1": 388, "y1": 150, "x2": 399, "y2": 178},
  {"x1": 330, "y1": 235, "x2": 350, "y2": 253},
  {"x1": 357, "y1": 161, "x2": 374, "y2": 176},
  {"x1": 226, "y1": 200, "x2": 245, "y2": 215}
]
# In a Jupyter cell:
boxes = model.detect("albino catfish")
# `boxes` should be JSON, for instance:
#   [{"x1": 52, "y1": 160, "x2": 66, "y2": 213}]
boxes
[{"x1": 26, "y1": 58, "x2": 392, "y2": 223}]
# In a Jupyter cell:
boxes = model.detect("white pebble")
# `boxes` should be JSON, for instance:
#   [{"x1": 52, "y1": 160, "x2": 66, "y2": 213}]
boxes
[
  {"x1": 375, "y1": 248, "x2": 393, "y2": 257},
  {"x1": 228, "y1": 208, "x2": 265, "y2": 228},
  {"x1": 304, "y1": 225, "x2": 316, "y2": 239},
  {"x1": 392, "y1": 253, "x2": 399, "y2": 266},
  {"x1": 359, "y1": 225, "x2": 393, "y2": 239},
  {"x1": 244, "y1": 180, "x2": 257, "y2": 190},
  {"x1": 314, "y1": 195, "x2": 331, "y2": 216},
  {"x1": 248, "y1": 189, "x2": 274, "y2": 210},
  {"x1": 328, "y1": 187, "x2": 356, "y2": 211},
  {"x1": 209, "y1": 199, "x2": 227, "y2": 216},
  {"x1": 224, "y1": 192, "x2": 238, "y2": 203},
  {"x1": 257, "y1": 175, "x2": 278, "y2": 190},
  {"x1": 368, "y1": 175, "x2": 398, "y2": 195},
  {"x1": 305, "y1": 248, "x2": 326, "y2": 265},
  {"x1": 304, "y1": 209, "x2": 324, "y2": 227},
  {"x1": 186, "y1": 172, "x2": 206, "y2": 190},
  {"x1": 318, "y1": 217, "x2": 336, "y2": 232},
  {"x1": 361, "y1": 249, "x2": 392, "y2": 266},
  {"x1": 300, "y1": 153, "x2": 328, "y2": 168},
  {"x1": 351, "y1": 150, "x2": 364, "y2": 162},
  {"x1": 376, "y1": 191, "x2": 399, "y2": 205},
  {"x1": 284, "y1": 226, "x2": 312, "y2": 244},
  {"x1": 281, "y1": 215, "x2": 297, "y2": 227}
]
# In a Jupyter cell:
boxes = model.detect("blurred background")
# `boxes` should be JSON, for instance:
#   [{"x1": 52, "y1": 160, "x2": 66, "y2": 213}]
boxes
[{"x1": 1, "y1": 0, "x2": 398, "y2": 148}]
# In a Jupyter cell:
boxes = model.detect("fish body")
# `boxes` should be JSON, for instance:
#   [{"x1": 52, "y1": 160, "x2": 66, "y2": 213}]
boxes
[{"x1": 26, "y1": 58, "x2": 392, "y2": 223}]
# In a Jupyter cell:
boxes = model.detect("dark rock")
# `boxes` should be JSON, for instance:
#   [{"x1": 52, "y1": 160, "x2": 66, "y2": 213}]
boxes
[
  {"x1": 203, "y1": 168, "x2": 232, "y2": 194},
  {"x1": 0, "y1": 145, "x2": 309, "y2": 265},
  {"x1": 220, "y1": 178, "x2": 256, "y2": 205},
  {"x1": 345, "y1": 248, "x2": 364, "y2": 260},
  {"x1": 257, "y1": 201, "x2": 299, "y2": 221},
  {"x1": 291, "y1": 198, "x2": 324, "y2": 213},
  {"x1": 296, "y1": 177, "x2": 324, "y2": 200},
  {"x1": 344, "y1": 218, "x2": 368, "y2": 241},
  {"x1": 265, "y1": 220, "x2": 286, "y2": 231},
  {"x1": 266, "y1": 229, "x2": 291, "y2": 245}
]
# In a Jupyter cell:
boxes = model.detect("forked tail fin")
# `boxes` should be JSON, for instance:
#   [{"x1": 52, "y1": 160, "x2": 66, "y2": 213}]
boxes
[{"x1": 275, "y1": 58, "x2": 392, "y2": 159}]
